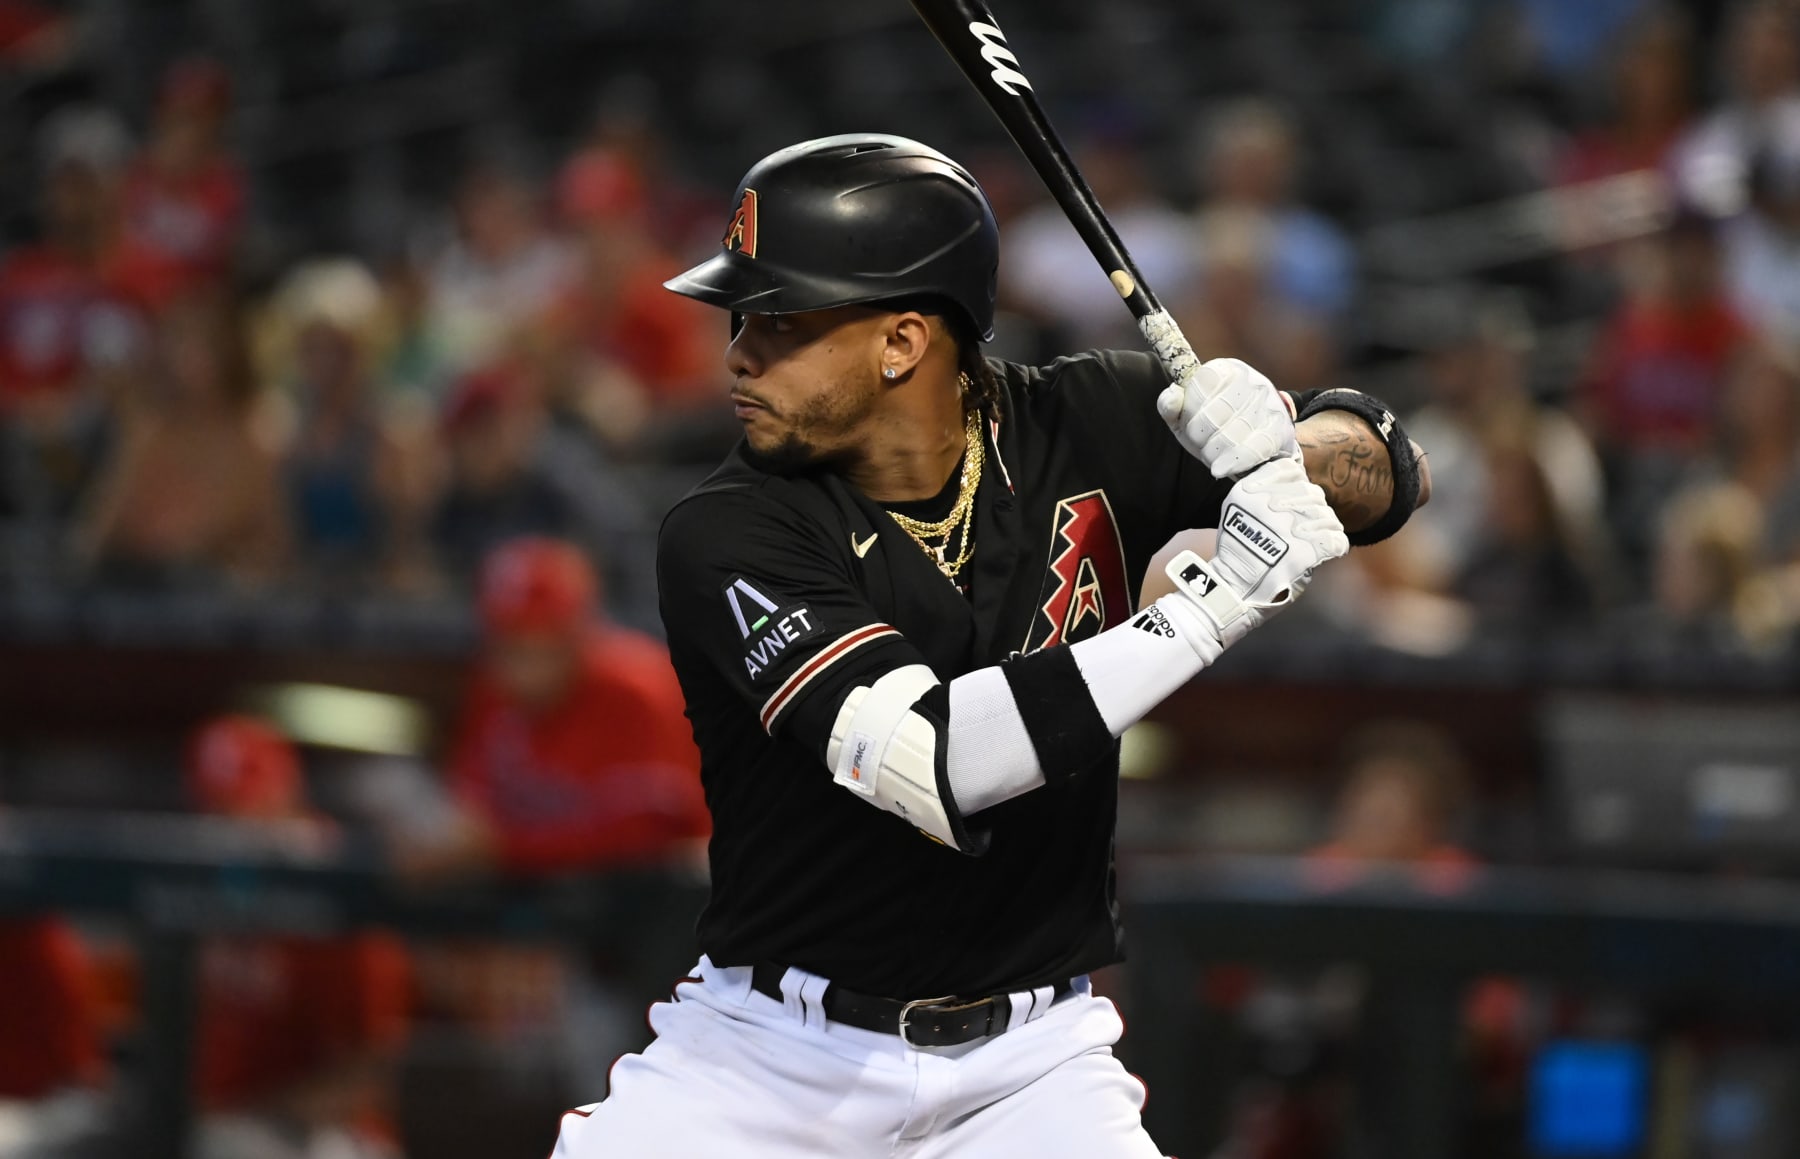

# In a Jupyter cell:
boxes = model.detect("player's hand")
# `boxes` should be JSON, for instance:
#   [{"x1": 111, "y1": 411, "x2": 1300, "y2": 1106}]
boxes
[
  {"x1": 1159, "y1": 457, "x2": 1347, "y2": 652},
  {"x1": 1156, "y1": 357, "x2": 1300, "y2": 479},
  {"x1": 1214, "y1": 456, "x2": 1347, "y2": 609}
]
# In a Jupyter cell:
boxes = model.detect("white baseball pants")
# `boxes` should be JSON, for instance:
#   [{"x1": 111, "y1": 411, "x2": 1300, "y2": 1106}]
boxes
[{"x1": 551, "y1": 956, "x2": 1167, "y2": 1158}]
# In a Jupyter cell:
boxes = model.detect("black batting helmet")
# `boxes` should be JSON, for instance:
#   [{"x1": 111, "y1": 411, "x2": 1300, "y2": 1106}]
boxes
[{"x1": 664, "y1": 133, "x2": 1000, "y2": 341}]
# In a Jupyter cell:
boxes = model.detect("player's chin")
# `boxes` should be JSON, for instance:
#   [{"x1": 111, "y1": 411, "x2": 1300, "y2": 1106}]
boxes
[
  {"x1": 740, "y1": 418, "x2": 782, "y2": 452},
  {"x1": 743, "y1": 431, "x2": 826, "y2": 476},
  {"x1": 735, "y1": 407, "x2": 773, "y2": 441}
]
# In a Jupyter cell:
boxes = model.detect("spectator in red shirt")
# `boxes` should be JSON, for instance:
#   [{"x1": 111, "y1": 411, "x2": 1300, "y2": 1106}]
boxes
[
  {"x1": 1584, "y1": 212, "x2": 1747, "y2": 454},
  {"x1": 186, "y1": 715, "x2": 411, "y2": 1159},
  {"x1": 0, "y1": 899, "x2": 107, "y2": 1157},
  {"x1": 394, "y1": 537, "x2": 707, "y2": 881},
  {"x1": 117, "y1": 58, "x2": 245, "y2": 310},
  {"x1": 1582, "y1": 210, "x2": 1750, "y2": 566},
  {"x1": 0, "y1": 108, "x2": 142, "y2": 426},
  {"x1": 0, "y1": 915, "x2": 104, "y2": 1102},
  {"x1": 562, "y1": 92, "x2": 716, "y2": 253},
  {"x1": 541, "y1": 149, "x2": 723, "y2": 442},
  {"x1": 0, "y1": 110, "x2": 145, "y2": 546}
]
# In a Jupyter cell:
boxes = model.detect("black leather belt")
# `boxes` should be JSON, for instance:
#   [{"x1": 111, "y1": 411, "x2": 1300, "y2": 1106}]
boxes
[{"x1": 749, "y1": 962, "x2": 1073, "y2": 1048}]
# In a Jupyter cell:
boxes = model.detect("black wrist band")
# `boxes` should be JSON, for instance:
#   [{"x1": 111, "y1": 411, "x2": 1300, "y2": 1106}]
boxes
[{"x1": 1290, "y1": 388, "x2": 1422, "y2": 547}]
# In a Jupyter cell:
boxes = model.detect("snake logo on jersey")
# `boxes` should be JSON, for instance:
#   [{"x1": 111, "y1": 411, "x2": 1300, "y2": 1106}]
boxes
[{"x1": 1024, "y1": 490, "x2": 1130, "y2": 653}]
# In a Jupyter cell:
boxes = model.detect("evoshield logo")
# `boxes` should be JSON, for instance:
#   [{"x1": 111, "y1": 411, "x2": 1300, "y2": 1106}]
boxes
[
  {"x1": 842, "y1": 731, "x2": 878, "y2": 794},
  {"x1": 1222, "y1": 504, "x2": 1288, "y2": 566},
  {"x1": 968, "y1": 22, "x2": 1032, "y2": 95}
]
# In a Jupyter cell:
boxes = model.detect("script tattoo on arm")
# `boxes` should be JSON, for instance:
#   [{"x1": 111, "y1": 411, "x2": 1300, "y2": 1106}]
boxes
[{"x1": 1296, "y1": 410, "x2": 1394, "y2": 534}]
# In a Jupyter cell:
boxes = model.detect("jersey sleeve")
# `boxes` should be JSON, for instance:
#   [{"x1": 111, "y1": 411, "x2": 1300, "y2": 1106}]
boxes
[{"x1": 657, "y1": 486, "x2": 929, "y2": 752}]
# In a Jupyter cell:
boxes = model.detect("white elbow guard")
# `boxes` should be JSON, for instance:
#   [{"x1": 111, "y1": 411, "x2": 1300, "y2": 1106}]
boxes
[{"x1": 825, "y1": 665, "x2": 986, "y2": 854}]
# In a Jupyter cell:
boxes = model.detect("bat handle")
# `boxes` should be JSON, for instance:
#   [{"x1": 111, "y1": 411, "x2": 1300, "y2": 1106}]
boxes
[{"x1": 1136, "y1": 308, "x2": 1204, "y2": 397}]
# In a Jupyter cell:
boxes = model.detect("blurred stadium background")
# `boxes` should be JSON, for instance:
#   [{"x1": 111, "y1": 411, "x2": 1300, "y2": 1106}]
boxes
[{"x1": 4, "y1": 0, "x2": 1800, "y2": 1156}]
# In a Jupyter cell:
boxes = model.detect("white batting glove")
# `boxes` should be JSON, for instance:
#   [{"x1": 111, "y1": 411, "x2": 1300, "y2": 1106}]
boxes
[
  {"x1": 1156, "y1": 357, "x2": 1300, "y2": 479},
  {"x1": 1161, "y1": 457, "x2": 1348, "y2": 649}
]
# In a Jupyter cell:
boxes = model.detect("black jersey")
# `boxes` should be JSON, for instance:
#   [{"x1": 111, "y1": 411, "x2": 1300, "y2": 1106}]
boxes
[{"x1": 656, "y1": 348, "x2": 1229, "y2": 999}]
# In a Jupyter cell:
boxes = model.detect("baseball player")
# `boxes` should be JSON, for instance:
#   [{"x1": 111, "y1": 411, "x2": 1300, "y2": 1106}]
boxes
[{"x1": 552, "y1": 134, "x2": 1425, "y2": 1157}]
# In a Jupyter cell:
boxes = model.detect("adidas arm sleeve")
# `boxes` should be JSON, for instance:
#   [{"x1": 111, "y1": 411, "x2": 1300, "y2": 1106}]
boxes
[{"x1": 943, "y1": 591, "x2": 1223, "y2": 814}]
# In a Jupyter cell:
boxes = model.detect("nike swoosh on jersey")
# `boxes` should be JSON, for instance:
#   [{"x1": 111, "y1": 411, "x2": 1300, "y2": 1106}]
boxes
[{"x1": 852, "y1": 531, "x2": 879, "y2": 558}]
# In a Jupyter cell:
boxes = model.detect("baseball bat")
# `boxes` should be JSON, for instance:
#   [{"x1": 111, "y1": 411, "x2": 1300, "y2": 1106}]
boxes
[{"x1": 908, "y1": 0, "x2": 1202, "y2": 387}]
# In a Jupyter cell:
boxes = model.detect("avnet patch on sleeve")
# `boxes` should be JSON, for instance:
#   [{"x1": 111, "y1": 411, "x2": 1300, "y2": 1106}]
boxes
[{"x1": 723, "y1": 575, "x2": 827, "y2": 682}]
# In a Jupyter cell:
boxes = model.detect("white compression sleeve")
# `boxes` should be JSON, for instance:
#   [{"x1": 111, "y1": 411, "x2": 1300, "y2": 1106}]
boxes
[
  {"x1": 944, "y1": 589, "x2": 1226, "y2": 814},
  {"x1": 1068, "y1": 593, "x2": 1223, "y2": 735},
  {"x1": 945, "y1": 666, "x2": 1045, "y2": 814}
]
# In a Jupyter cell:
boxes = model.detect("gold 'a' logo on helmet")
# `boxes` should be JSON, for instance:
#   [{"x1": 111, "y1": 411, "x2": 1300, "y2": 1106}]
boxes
[{"x1": 723, "y1": 188, "x2": 759, "y2": 258}]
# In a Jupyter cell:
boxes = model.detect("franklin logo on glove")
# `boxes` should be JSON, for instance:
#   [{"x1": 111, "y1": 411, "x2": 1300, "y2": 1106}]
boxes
[{"x1": 1222, "y1": 504, "x2": 1288, "y2": 566}]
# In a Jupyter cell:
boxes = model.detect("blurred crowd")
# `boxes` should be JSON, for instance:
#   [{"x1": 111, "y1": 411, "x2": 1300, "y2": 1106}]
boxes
[
  {"x1": 0, "y1": 535, "x2": 708, "y2": 1159},
  {"x1": 0, "y1": 45, "x2": 734, "y2": 607},
  {"x1": 4, "y1": 3, "x2": 1800, "y2": 1155},
  {"x1": 3, "y1": 0, "x2": 1800, "y2": 657},
  {"x1": 1344, "y1": 2, "x2": 1800, "y2": 657}
]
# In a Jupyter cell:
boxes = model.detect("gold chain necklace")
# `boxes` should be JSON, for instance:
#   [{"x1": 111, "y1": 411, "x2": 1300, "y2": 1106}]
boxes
[{"x1": 885, "y1": 407, "x2": 984, "y2": 581}]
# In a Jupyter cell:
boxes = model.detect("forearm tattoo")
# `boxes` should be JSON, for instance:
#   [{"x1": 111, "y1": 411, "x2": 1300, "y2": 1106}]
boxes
[{"x1": 1296, "y1": 412, "x2": 1393, "y2": 534}]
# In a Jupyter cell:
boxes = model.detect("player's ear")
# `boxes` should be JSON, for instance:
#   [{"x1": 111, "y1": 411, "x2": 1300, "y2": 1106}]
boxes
[{"x1": 880, "y1": 311, "x2": 932, "y2": 383}]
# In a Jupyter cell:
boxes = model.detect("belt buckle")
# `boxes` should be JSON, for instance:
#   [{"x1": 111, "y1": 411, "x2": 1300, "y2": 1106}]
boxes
[{"x1": 896, "y1": 995, "x2": 958, "y2": 1048}]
